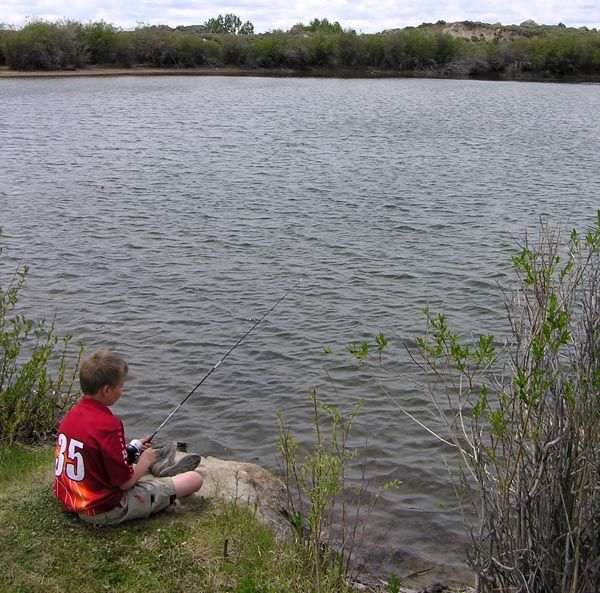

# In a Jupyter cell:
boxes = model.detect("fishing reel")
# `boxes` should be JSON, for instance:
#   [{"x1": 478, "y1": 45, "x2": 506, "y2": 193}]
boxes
[{"x1": 126, "y1": 439, "x2": 144, "y2": 464}]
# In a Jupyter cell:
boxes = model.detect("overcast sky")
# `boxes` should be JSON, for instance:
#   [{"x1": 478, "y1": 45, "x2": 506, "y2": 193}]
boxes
[{"x1": 1, "y1": 1, "x2": 599, "y2": 33}]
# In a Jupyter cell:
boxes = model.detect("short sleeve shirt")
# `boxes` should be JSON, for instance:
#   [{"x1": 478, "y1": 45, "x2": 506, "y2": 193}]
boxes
[{"x1": 53, "y1": 396, "x2": 134, "y2": 515}]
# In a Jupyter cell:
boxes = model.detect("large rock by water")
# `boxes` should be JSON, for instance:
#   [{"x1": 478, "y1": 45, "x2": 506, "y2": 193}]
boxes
[{"x1": 190, "y1": 455, "x2": 294, "y2": 539}]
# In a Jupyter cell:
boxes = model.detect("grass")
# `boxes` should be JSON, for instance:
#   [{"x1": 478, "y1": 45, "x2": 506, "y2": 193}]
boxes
[{"x1": 0, "y1": 444, "x2": 349, "y2": 593}]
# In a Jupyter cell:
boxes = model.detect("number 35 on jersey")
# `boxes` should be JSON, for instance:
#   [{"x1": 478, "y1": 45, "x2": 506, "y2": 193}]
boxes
[{"x1": 55, "y1": 433, "x2": 86, "y2": 481}]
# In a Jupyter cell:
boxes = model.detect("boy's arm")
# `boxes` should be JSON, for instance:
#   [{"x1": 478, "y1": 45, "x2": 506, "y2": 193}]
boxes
[{"x1": 119, "y1": 447, "x2": 157, "y2": 491}]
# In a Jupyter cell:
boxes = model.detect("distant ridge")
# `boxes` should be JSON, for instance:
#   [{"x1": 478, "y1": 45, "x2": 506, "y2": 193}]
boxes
[{"x1": 383, "y1": 19, "x2": 596, "y2": 40}]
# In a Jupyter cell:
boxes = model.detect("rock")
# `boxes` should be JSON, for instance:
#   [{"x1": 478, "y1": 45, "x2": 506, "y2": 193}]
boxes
[
  {"x1": 520, "y1": 19, "x2": 538, "y2": 27},
  {"x1": 192, "y1": 455, "x2": 294, "y2": 539}
]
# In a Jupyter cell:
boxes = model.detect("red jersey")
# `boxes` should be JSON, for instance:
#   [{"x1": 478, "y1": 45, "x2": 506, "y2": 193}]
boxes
[{"x1": 53, "y1": 396, "x2": 134, "y2": 515}]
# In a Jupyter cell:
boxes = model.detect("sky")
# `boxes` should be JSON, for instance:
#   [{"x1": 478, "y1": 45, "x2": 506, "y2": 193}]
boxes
[{"x1": 1, "y1": 1, "x2": 599, "y2": 34}]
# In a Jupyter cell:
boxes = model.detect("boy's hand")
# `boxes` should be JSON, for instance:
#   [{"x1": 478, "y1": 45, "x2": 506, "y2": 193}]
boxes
[
  {"x1": 141, "y1": 435, "x2": 153, "y2": 451},
  {"x1": 138, "y1": 446, "x2": 157, "y2": 471}
]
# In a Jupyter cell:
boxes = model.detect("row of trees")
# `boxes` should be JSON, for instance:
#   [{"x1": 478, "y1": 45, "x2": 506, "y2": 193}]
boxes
[{"x1": 1, "y1": 18, "x2": 599, "y2": 76}]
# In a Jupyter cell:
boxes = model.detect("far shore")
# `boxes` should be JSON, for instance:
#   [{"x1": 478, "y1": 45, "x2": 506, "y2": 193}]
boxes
[
  {"x1": 2, "y1": 65, "x2": 600, "y2": 83},
  {"x1": 0, "y1": 65, "x2": 421, "y2": 78}
]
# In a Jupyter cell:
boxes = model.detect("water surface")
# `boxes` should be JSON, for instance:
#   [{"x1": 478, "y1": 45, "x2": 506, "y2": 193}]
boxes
[{"x1": 1, "y1": 75, "x2": 599, "y2": 586}]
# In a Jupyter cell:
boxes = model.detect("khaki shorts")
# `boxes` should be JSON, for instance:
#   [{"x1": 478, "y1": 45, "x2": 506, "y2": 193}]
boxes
[{"x1": 79, "y1": 477, "x2": 176, "y2": 525}]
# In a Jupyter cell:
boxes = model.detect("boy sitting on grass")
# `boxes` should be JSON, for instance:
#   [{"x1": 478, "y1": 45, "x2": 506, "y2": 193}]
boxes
[{"x1": 54, "y1": 350, "x2": 203, "y2": 525}]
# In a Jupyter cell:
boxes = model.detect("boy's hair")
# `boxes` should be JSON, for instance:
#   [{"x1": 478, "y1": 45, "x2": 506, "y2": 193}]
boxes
[{"x1": 79, "y1": 350, "x2": 128, "y2": 395}]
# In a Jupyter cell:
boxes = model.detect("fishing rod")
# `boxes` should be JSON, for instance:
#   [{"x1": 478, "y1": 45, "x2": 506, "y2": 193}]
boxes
[{"x1": 127, "y1": 278, "x2": 303, "y2": 461}]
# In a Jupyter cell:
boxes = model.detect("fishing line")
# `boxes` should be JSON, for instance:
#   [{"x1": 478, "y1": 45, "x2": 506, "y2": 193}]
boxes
[{"x1": 149, "y1": 277, "x2": 303, "y2": 441}]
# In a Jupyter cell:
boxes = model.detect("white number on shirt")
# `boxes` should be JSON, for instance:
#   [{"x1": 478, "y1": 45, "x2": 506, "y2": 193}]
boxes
[{"x1": 55, "y1": 434, "x2": 86, "y2": 481}]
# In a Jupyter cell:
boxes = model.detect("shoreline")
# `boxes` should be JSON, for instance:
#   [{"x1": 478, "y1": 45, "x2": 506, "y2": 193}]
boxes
[{"x1": 2, "y1": 65, "x2": 600, "y2": 83}]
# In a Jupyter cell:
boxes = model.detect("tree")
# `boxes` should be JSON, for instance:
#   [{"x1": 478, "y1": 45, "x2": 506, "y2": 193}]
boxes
[
  {"x1": 203, "y1": 14, "x2": 254, "y2": 35},
  {"x1": 307, "y1": 18, "x2": 343, "y2": 34}
]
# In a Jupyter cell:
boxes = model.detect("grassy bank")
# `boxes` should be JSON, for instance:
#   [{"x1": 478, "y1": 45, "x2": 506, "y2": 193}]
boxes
[{"x1": 0, "y1": 445, "x2": 348, "y2": 593}]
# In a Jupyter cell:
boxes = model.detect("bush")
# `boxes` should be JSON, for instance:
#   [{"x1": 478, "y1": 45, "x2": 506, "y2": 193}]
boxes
[
  {"x1": 357, "y1": 35, "x2": 390, "y2": 68},
  {"x1": 4, "y1": 20, "x2": 63, "y2": 70},
  {"x1": 220, "y1": 34, "x2": 255, "y2": 66},
  {"x1": 3, "y1": 19, "x2": 88, "y2": 70},
  {"x1": 0, "y1": 26, "x2": 14, "y2": 65},
  {"x1": 349, "y1": 213, "x2": 600, "y2": 591},
  {"x1": 335, "y1": 31, "x2": 362, "y2": 68},
  {"x1": 277, "y1": 390, "x2": 400, "y2": 587},
  {"x1": 411, "y1": 214, "x2": 600, "y2": 591},
  {"x1": 254, "y1": 32, "x2": 289, "y2": 67},
  {"x1": 84, "y1": 20, "x2": 120, "y2": 65},
  {"x1": 385, "y1": 29, "x2": 438, "y2": 70},
  {"x1": 305, "y1": 33, "x2": 337, "y2": 68},
  {"x1": 131, "y1": 25, "x2": 176, "y2": 67},
  {"x1": 0, "y1": 239, "x2": 83, "y2": 444},
  {"x1": 169, "y1": 34, "x2": 222, "y2": 67}
]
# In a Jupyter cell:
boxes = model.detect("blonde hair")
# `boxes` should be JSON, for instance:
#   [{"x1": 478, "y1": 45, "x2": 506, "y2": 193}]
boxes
[{"x1": 79, "y1": 350, "x2": 128, "y2": 395}]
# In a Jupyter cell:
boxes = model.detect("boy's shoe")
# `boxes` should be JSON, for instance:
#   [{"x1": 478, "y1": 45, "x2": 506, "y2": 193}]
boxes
[
  {"x1": 149, "y1": 440, "x2": 178, "y2": 477},
  {"x1": 156, "y1": 454, "x2": 202, "y2": 477}
]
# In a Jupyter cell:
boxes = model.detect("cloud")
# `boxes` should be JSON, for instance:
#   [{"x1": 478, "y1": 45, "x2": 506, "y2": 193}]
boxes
[{"x1": 1, "y1": 0, "x2": 598, "y2": 32}]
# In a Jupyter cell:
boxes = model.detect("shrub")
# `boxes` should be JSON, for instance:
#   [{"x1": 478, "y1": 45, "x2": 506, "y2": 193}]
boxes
[
  {"x1": 0, "y1": 26, "x2": 14, "y2": 65},
  {"x1": 3, "y1": 19, "x2": 87, "y2": 70},
  {"x1": 350, "y1": 213, "x2": 600, "y2": 591},
  {"x1": 131, "y1": 25, "x2": 176, "y2": 67},
  {"x1": 357, "y1": 35, "x2": 390, "y2": 68},
  {"x1": 220, "y1": 34, "x2": 255, "y2": 66},
  {"x1": 169, "y1": 34, "x2": 222, "y2": 67},
  {"x1": 84, "y1": 20, "x2": 120, "y2": 65},
  {"x1": 385, "y1": 28, "x2": 438, "y2": 70},
  {"x1": 4, "y1": 20, "x2": 64, "y2": 70},
  {"x1": 411, "y1": 214, "x2": 600, "y2": 592},
  {"x1": 277, "y1": 390, "x2": 400, "y2": 588},
  {"x1": 305, "y1": 33, "x2": 337, "y2": 68},
  {"x1": 254, "y1": 32, "x2": 289, "y2": 67},
  {"x1": 335, "y1": 31, "x2": 362, "y2": 68},
  {"x1": 0, "y1": 239, "x2": 83, "y2": 444}
]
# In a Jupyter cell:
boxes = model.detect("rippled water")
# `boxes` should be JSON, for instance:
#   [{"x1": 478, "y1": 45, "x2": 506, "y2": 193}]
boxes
[{"x1": 1, "y1": 75, "x2": 599, "y2": 586}]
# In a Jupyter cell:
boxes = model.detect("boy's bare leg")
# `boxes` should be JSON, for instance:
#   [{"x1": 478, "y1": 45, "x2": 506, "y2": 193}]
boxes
[{"x1": 172, "y1": 471, "x2": 203, "y2": 497}]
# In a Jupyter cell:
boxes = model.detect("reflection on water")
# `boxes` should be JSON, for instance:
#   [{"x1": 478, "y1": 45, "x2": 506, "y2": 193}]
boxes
[{"x1": 1, "y1": 75, "x2": 599, "y2": 586}]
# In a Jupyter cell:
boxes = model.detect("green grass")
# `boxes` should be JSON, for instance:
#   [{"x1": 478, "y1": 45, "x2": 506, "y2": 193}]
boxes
[{"x1": 0, "y1": 445, "x2": 349, "y2": 593}]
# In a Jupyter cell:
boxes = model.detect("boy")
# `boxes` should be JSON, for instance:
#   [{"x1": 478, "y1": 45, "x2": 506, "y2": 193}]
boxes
[{"x1": 54, "y1": 350, "x2": 203, "y2": 525}]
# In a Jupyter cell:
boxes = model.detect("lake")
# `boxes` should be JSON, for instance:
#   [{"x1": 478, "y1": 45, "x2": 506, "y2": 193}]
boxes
[{"x1": 1, "y1": 74, "x2": 599, "y2": 587}]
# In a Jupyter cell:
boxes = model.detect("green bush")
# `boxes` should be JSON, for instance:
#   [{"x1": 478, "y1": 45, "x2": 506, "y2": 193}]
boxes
[
  {"x1": 220, "y1": 34, "x2": 255, "y2": 66},
  {"x1": 254, "y1": 32, "x2": 288, "y2": 67},
  {"x1": 305, "y1": 33, "x2": 337, "y2": 67},
  {"x1": 3, "y1": 19, "x2": 88, "y2": 70},
  {"x1": 412, "y1": 215, "x2": 600, "y2": 591},
  {"x1": 0, "y1": 26, "x2": 14, "y2": 65},
  {"x1": 277, "y1": 390, "x2": 400, "y2": 587},
  {"x1": 4, "y1": 20, "x2": 63, "y2": 70},
  {"x1": 131, "y1": 25, "x2": 176, "y2": 66},
  {"x1": 357, "y1": 34, "x2": 390, "y2": 68},
  {"x1": 84, "y1": 20, "x2": 120, "y2": 65},
  {"x1": 387, "y1": 28, "x2": 438, "y2": 69},
  {"x1": 335, "y1": 31, "x2": 362, "y2": 68},
  {"x1": 350, "y1": 213, "x2": 600, "y2": 591},
  {"x1": 171, "y1": 34, "x2": 222, "y2": 67},
  {"x1": 0, "y1": 239, "x2": 83, "y2": 444}
]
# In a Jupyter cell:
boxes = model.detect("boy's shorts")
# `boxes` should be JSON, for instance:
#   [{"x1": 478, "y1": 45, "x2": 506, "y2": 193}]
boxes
[{"x1": 78, "y1": 477, "x2": 176, "y2": 525}]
